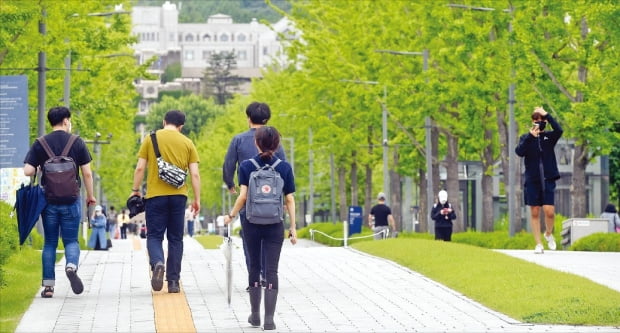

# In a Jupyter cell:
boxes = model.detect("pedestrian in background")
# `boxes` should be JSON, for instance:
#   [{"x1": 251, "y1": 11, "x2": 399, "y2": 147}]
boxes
[
  {"x1": 600, "y1": 203, "x2": 620, "y2": 233},
  {"x1": 117, "y1": 209, "x2": 130, "y2": 239},
  {"x1": 431, "y1": 190, "x2": 456, "y2": 241},
  {"x1": 107, "y1": 205, "x2": 118, "y2": 240},
  {"x1": 23, "y1": 106, "x2": 96, "y2": 298},
  {"x1": 224, "y1": 126, "x2": 296, "y2": 331},
  {"x1": 88, "y1": 205, "x2": 108, "y2": 250},
  {"x1": 222, "y1": 102, "x2": 286, "y2": 289},
  {"x1": 515, "y1": 106, "x2": 563, "y2": 254},
  {"x1": 369, "y1": 192, "x2": 395, "y2": 240},
  {"x1": 131, "y1": 110, "x2": 201, "y2": 293},
  {"x1": 185, "y1": 204, "x2": 195, "y2": 237}
]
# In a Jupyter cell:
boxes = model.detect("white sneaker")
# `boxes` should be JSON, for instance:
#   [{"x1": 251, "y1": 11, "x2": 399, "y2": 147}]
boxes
[
  {"x1": 544, "y1": 233, "x2": 557, "y2": 251},
  {"x1": 534, "y1": 244, "x2": 544, "y2": 254}
]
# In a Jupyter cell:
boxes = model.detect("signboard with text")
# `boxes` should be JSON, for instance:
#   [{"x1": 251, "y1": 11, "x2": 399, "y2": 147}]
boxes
[{"x1": 0, "y1": 75, "x2": 29, "y2": 168}]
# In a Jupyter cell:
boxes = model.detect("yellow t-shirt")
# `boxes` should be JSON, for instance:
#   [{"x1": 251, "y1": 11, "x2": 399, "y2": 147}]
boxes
[{"x1": 138, "y1": 129, "x2": 199, "y2": 199}]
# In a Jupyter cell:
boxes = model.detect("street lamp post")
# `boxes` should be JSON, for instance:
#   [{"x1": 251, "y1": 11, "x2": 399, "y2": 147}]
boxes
[
  {"x1": 340, "y1": 79, "x2": 390, "y2": 206},
  {"x1": 84, "y1": 133, "x2": 112, "y2": 205},
  {"x1": 446, "y1": 3, "x2": 518, "y2": 236},
  {"x1": 374, "y1": 49, "x2": 432, "y2": 232}
]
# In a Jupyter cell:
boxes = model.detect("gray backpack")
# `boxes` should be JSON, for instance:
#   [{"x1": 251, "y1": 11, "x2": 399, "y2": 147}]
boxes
[{"x1": 245, "y1": 158, "x2": 284, "y2": 225}]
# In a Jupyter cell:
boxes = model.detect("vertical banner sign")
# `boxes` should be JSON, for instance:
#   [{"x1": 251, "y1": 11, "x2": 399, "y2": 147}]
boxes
[
  {"x1": 0, "y1": 75, "x2": 29, "y2": 168},
  {"x1": 0, "y1": 75, "x2": 30, "y2": 205},
  {"x1": 348, "y1": 206, "x2": 362, "y2": 236}
]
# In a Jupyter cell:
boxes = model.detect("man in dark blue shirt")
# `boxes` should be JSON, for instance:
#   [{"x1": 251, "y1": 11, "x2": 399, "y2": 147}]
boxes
[
  {"x1": 222, "y1": 102, "x2": 286, "y2": 287},
  {"x1": 515, "y1": 107, "x2": 563, "y2": 254}
]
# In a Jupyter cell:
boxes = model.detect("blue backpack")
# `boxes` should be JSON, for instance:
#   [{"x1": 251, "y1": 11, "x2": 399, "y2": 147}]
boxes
[{"x1": 245, "y1": 158, "x2": 284, "y2": 225}]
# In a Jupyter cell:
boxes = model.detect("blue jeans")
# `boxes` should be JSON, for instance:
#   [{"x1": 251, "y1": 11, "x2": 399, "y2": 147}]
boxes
[
  {"x1": 145, "y1": 195, "x2": 187, "y2": 281},
  {"x1": 41, "y1": 200, "x2": 81, "y2": 287},
  {"x1": 242, "y1": 219, "x2": 284, "y2": 289},
  {"x1": 88, "y1": 227, "x2": 107, "y2": 249}
]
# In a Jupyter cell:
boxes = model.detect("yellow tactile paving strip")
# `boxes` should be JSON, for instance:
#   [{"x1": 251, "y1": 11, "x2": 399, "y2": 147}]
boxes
[{"x1": 135, "y1": 236, "x2": 196, "y2": 333}]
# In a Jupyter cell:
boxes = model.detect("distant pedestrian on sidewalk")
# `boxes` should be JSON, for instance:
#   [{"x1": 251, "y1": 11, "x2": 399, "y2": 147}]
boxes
[
  {"x1": 117, "y1": 209, "x2": 130, "y2": 239},
  {"x1": 131, "y1": 110, "x2": 200, "y2": 293},
  {"x1": 515, "y1": 106, "x2": 563, "y2": 254},
  {"x1": 600, "y1": 203, "x2": 620, "y2": 233},
  {"x1": 224, "y1": 126, "x2": 296, "y2": 330},
  {"x1": 431, "y1": 190, "x2": 456, "y2": 241},
  {"x1": 369, "y1": 192, "x2": 395, "y2": 240},
  {"x1": 222, "y1": 102, "x2": 286, "y2": 289},
  {"x1": 107, "y1": 206, "x2": 118, "y2": 240},
  {"x1": 23, "y1": 106, "x2": 96, "y2": 298},
  {"x1": 88, "y1": 205, "x2": 108, "y2": 250},
  {"x1": 185, "y1": 204, "x2": 195, "y2": 237}
]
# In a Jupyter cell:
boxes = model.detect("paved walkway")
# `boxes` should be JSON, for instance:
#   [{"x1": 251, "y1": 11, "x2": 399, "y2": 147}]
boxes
[{"x1": 16, "y1": 236, "x2": 620, "y2": 333}]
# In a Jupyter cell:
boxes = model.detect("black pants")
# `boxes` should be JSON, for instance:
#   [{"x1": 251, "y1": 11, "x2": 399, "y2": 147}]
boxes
[
  {"x1": 242, "y1": 219, "x2": 284, "y2": 289},
  {"x1": 435, "y1": 226, "x2": 452, "y2": 241}
]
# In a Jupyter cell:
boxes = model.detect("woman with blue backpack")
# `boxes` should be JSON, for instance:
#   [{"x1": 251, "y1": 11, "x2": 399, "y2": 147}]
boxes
[{"x1": 224, "y1": 126, "x2": 297, "y2": 330}]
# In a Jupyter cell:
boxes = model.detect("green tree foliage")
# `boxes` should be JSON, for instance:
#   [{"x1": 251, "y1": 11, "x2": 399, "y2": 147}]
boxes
[
  {"x1": 161, "y1": 61, "x2": 181, "y2": 83},
  {"x1": 203, "y1": 51, "x2": 244, "y2": 105},
  {"x1": 0, "y1": 0, "x2": 150, "y2": 208},
  {"x1": 145, "y1": 95, "x2": 224, "y2": 139},
  {"x1": 242, "y1": 0, "x2": 620, "y2": 227}
]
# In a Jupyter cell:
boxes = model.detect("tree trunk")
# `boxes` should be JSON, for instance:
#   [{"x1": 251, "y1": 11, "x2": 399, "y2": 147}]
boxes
[
  {"x1": 445, "y1": 133, "x2": 463, "y2": 232},
  {"x1": 432, "y1": 123, "x2": 440, "y2": 195},
  {"x1": 391, "y1": 149, "x2": 401, "y2": 231},
  {"x1": 570, "y1": 17, "x2": 589, "y2": 219},
  {"x1": 419, "y1": 168, "x2": 428, "y2": 232},
  {"x1": 350, "y1": 152, "x2": 358, "y2": 206},
  {"x1": 481, "y1": 116, "x2": 495, "y2": 231},
  {"x1": 364, "y1": 164, "x2": 372, "y2": 226},
  {"x1": 338, "y1": 167, "x2": 347, "y2": 222},
  {"x1": 571, "y1": 144, "x2": 588, "y2": 218}
]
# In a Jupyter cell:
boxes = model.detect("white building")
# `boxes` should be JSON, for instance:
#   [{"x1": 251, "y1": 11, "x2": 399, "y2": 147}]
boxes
[{"x1": 131, "y1": 1, "x2": 295, "y2": 107}]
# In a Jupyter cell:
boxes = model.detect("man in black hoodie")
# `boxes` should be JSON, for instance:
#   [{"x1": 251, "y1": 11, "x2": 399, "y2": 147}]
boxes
[{"x1": 515, "y1": 107, "x2": 563, "y2": 254}]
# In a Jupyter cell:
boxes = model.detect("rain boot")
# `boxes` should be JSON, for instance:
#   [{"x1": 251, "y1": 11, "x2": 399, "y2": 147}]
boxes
[
  {"x1": 248, "y1": 285, "x2": 261, "y2": 327},
  {"x1": 263, "y1": 288, "x2": 278, "y2": 330}
]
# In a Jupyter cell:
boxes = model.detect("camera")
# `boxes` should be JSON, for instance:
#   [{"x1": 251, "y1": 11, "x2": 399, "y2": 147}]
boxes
[{"x1": 534, "y1": 121, "x2": 546, "y2": 131}]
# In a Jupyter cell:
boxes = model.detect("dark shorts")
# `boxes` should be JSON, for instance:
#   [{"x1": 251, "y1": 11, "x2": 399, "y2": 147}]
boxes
[{"x1": 524, "y1": 179, "x2": 556, "y2": 206}]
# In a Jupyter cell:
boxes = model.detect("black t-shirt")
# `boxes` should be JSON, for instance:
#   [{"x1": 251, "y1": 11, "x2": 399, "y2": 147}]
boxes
[
  {"x1": 370, "y1": 204, "x2": 391, "y2": 226},
  {"x1": 23, "y1": 130, "x2": 93, "y2": 178}
]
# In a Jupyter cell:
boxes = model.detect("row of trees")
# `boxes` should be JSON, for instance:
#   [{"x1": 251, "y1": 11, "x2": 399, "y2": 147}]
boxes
[
  {"x1": 217, "y1": 0, "x2": 618, "y2": 231},
  {"x1": 1, "y1": 0, "x2": 150, "y2": 204},
  {"x1": 4, "y1": 1, "x2": 619, "y2": 233}
]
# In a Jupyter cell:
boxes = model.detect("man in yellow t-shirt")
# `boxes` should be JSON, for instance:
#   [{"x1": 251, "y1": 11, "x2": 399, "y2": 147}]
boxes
[{"x1": 131, "y1": 110, "x2": 200, "y2": 293}]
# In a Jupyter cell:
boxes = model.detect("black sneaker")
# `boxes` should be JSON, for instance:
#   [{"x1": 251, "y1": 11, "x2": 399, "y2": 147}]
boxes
[
  {"x1": 65, "y1": 267, "x2": 84, "y2": 295},
  {"x1": 168, "y1": 280, "x2": 180, "y2": 293},
  {"x1": 151, "y1": 262, "x2": 165, "y2": 291}
]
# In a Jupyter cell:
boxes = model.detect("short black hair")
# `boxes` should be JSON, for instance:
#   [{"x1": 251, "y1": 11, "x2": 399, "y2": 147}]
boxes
[
  {"x1": 164, "y1": 110, "x2": 186, "y2": 126},
  {"x1": 246, "y1": 102, "x2": 271, "y2": 125},
  {"x1": 47, "y1": 106, "x2": 71, "y2": 127}
]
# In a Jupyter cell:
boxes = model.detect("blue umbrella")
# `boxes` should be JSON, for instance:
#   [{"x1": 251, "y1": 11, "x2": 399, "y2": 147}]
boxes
[{"x1": 15, "y1": 182, "x2": 47, "y2": 245}]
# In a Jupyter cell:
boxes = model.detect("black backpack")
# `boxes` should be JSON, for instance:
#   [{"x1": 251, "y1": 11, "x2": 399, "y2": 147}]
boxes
[{"x1": 37, "y1": 135, "x2": 80, "y2": 204}]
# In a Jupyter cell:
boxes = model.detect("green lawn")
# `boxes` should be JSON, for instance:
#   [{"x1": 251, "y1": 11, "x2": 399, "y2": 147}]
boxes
[
  {"x1": 353, "y1": 238, "x2": 620, "y2": 326},
  {"x1": 0, "y1": 248, "x2": 41, "y2": 333}
]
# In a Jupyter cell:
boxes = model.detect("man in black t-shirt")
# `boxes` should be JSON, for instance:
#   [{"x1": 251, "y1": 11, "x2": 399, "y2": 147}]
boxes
[
  {"x1": 23, "y1": 106, "x2": 96, "y2": 298},
  {"x1": 369, "y1": 192, "x2": 395, "y2": 240}
]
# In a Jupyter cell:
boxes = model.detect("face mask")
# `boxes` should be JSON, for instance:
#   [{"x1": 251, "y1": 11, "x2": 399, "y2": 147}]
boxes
[{"x1": 438, "y1": 191, "x2": 448, "y2": 205}]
